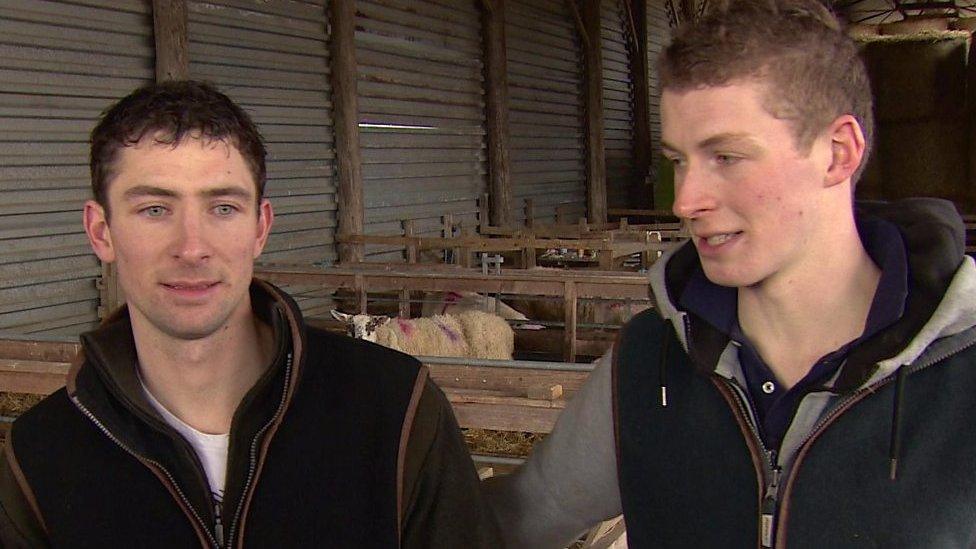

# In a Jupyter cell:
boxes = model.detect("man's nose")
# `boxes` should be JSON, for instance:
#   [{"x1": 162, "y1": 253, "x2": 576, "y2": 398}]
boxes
[
  {"x1": 171, "y1": 211, "x2": 211, "y2": 262},
  {"x1": 671, "y1": 163, "x2": 716, "y2": 220}
]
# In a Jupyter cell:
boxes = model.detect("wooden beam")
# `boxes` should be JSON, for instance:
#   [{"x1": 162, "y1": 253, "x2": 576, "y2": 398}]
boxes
[
  {"x1": 152, "y1": 0, "x2": 189, "y2": 81},
  {"x1": 628, "y1": 0, "x2": 653, "y2": 209},
  {"x1": 582, "y1": 0, "x2": 607, "y2": 224},
  {"x1": 482, "y1": 0, "x2": 514, "y2": 228},
  {"x1": 331, "y1": 0, "x2": 365, "y2": 263}
]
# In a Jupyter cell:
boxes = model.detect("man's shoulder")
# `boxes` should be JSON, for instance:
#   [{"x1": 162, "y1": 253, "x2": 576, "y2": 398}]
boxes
[{"x1": 8, "y1": 389, "x2": 88, "y2": 457}]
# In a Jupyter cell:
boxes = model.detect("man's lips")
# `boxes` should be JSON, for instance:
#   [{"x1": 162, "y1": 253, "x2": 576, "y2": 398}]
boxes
[
  {"x1": 694, "y1": 231, "x2": 743, "y2": 252},
  {"x1": 161, "y1": 281, "x2": 219, "y2": 290}
]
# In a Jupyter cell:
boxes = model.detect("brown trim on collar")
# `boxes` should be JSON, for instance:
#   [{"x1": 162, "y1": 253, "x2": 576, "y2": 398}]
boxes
[
  {"x1": 233, "y1": 279, "x2": 305, "y2": 548},
  {"x1": 64, "y1": 348, "x2": 87, "y2": 399},
  {"x1": 3, "y1": 437, "x2": 46, "y2": 537},
  {"x1": 396, "y1": 365, "x2": 429, "y2": 548}
]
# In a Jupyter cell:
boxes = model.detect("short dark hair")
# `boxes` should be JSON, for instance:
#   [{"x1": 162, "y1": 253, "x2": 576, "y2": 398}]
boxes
[
  {"x1": 90, "y1": 80, "x2": 267, "y2": 216},
  {"x1": 660, "y1": 0, "x2": 874, "y2": 183}
]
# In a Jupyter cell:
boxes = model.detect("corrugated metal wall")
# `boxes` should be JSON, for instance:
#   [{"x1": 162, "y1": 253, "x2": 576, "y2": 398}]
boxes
[
  {"x1": 187, "y1": 0, "x2": 336, "y2": 265},
  {"x1": 187, "y1": 0, "x2": 337, "y2": 317},
  {"x1": 603, "y1": 0, "x2": 636, "y2": 210},
  {"x1": 506, "y1": 0, "x2": 586, "y2": 226},
  {"x1": 355, "y1": 0, "x2": 487, "y2": 262},
  {"x1": 0, "y1": 0, "x2": 154, "y2": 336},
  {"x1": 647, "y1": 0, "x2": 670, "y2": 179}
]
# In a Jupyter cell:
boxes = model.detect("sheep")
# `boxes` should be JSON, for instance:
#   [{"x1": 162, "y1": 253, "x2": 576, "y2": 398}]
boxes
[
  {"x1": 331, "y1": 309, "x2": 514, "y2": 360},
  {"x1": 420, "y1": 290, "x2": 529, "y2": 322},
  {"x1": 505, "y1": 297, "x2": 651, "y2": 327}
]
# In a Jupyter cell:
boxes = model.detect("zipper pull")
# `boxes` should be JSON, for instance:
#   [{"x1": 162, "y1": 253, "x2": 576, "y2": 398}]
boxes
[
  {"x1": 214, "y1": 499, "x2": 224, "y2": 548},
  {"x1": 760, "y1": 453, "x2": 782, "y2": 548}
]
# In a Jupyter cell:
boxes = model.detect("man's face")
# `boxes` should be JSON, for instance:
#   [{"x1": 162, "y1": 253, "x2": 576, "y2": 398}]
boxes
[
  {"x1": 84, "y1": 136, "x2": 273, "y2": 341},
  {"x1": 661, "y1": 81, "x2": 833, "y2": 289}
]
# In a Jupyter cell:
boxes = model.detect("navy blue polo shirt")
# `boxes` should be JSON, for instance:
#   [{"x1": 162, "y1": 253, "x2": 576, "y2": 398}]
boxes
[{"x1": 678, "y1": 217, "x2": 908, "y2": 451}]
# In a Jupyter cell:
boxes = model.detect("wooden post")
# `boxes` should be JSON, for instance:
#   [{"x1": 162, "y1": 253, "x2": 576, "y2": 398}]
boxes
[
  {"x1": 443, "y1": 214, "x2": 456, "y2": 264},
  {"x1": 563, "y1": 281, "x2": 577, "y2": 362},
  {"x1": 627, "y1": 0, "x2": 653, "y2": 209},
  {"x1": 481, "y1": 0, "x2": 513, "y2": 228},
  {"x1": 152, "y1": 0, "x2": 188, "y2": 81},
  {"x1": 403, "y1": 220, "x2": 418, "y2": 263},
  {"x1": 399, "y1": 289, "x2": 411, "y2": 318},
  {"x1": 582, "y1": 0, "x2": 607, "y2": 224},
  {"x1": 524, "y1": 198, "x2": 534, "y2": 228},
  {"x1": 331, "y1": 0, "x2": 365, "y2": 263}
]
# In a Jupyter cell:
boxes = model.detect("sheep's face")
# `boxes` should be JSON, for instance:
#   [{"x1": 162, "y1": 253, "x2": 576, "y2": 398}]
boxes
[{"x1": 331, "y1": 310, "x2": 390, "y2": 342}]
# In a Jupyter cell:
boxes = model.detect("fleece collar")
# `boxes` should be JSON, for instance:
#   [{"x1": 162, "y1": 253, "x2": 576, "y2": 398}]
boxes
[{"x1": 648, "y1": 198, "x2": 973, "y2": 391}]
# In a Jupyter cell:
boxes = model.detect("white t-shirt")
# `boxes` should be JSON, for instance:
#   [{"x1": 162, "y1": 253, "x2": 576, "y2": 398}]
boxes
[{"x1": 140, "y1": 381, "x2": 230, "y2": 505}]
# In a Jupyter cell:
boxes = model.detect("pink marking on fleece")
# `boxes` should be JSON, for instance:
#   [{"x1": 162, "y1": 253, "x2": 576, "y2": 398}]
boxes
[
  {"x1": 397, "y1": 318, "x2": 415, "y2": 336},
  {"x1": 441, "y1": 291, "x2": 462, "y2": 315}
]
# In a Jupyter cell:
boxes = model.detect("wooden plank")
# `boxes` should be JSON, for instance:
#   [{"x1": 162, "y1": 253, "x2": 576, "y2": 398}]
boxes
[
  {"x1": 0, "y1": 339, "x2": 80, "y2": 362},
  {"x1": 426, "y1": 362, "x2": 589, "y2": 394},
  {"x1": 331, "y1": 0, "x2": 365, "y2": 263},
  {"x1": 0, "y1": 359, "x2": 71, "y2": 395},
  {"x1": 449, "y1": 400, "x2": 564, "y2": 432},
  {"x1": 482, "y1": 0, "x2": 513, "y2": 228}
]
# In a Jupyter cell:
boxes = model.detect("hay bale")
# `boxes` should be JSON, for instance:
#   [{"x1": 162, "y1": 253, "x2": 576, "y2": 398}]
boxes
[
  {"x1": 846, "y1": 23, "x2": 880, "y2": 38},
  {"x1": 463, "y1": 428, "x2": 545, "y2": 458},
  {"x1": 876, "y1": 118, "x2": 970, "y2": 204},
  {"x1": 0, "y1": 393, "x2": 43, "y2": 416},
  {"x1": 859, "y1": 33, "x2": 970, "y2": 121}
]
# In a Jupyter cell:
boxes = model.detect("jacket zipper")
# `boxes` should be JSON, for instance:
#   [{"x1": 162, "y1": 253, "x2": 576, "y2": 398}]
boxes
[
  {"x1": 70, "y1": 395, "x2": 219, "y2": 548},
  {"x1": 225, "y1": 351, "x2": 294, "y2": 547},
  {"x1": 718, "y1": 377, "x2": 781, "y2": 547}
]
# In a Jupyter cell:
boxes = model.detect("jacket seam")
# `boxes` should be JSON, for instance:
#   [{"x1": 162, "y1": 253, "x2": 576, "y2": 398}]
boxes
[
  {"x1": 397, "y1": 364, "x2": 428, "y2": 548},
  {"x1": 3, "y1": 436, "x2": 46, "y2": 537}
]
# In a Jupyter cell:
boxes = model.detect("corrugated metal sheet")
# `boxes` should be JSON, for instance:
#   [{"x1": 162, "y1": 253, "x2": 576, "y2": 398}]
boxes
[
  {"x1": 188, "y1": 0, "x2": 337, "y2": 266},
  {"x1": 0, "y1": 0, "x2": 154, "y2": 336},
  {"x1": 603, "y1": 0, "x2": 636, "y2": 210},
  {"x1": 355, "y1": 0, "x2": 487, "y2": 262},
  {"x1": 506, "y1": 0, "x2": 586, "y2": 226},
  {"x1": 188, "y1": 0, "x2": 338, "y2": 315},
  {"x1": 647, "y1": 0, "x2": 670, "y2": 178}
]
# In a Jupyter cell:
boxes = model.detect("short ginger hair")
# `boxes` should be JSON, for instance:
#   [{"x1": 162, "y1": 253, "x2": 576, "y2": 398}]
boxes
[{"x1": 660, "y1": 0, "x2": 874, "y2": 182}]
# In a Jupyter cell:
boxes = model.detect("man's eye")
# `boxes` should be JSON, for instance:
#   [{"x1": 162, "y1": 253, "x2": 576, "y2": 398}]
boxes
[
  {"x1": 142, "y1": 205, "x2": 167, "y2": 217},
  {"x1": 715, "y1": 154, "x2": 740, "y2": 165},
  {"x1": 214, "y1": 204, "x2": 237, "y2": 215}
]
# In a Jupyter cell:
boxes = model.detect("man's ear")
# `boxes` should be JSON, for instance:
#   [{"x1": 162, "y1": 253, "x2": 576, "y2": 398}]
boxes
[
  {"x1": 83, "y1": 200, "x2": 115, "y2": 263},
  {"x1": 825, "y1": 114, "x2": 865, "y2": 188},
  {"x1": 252, "y1": 198, "x2": 274, "y2": 259}
]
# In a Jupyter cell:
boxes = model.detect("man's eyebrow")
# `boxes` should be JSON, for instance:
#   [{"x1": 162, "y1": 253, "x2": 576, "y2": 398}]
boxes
[
  {"x1": 698, "y1": 132, "x2": 759, "y2": 150},
  {"x1": 122, "y1": 185, "x2": 178, "y2": 200},
  {"x1": 200, "y1": 186, "x2": 253, "y2": 200}
]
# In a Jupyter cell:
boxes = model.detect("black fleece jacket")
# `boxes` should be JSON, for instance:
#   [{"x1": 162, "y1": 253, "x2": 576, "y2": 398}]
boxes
[{"x1": 0, "y1": 279, "x2": 501, "y2": 548}]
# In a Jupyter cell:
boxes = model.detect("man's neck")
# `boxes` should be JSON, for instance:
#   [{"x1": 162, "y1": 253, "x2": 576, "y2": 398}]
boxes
[
  {"x1": 133, "y1": 311, "x2": 275, "y2": 435},
  {"x1": 737, "y1": 225, "x2": 881, "y2": 389}
]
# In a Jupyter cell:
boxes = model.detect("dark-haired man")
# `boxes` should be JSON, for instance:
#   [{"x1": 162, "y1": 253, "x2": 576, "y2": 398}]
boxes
[
  {"x1": 485, "y1": 0, "x2": 976, "y2": 547},
  {"x1": 0, "y1": 81, "x2": 500, "y2": 548}
]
